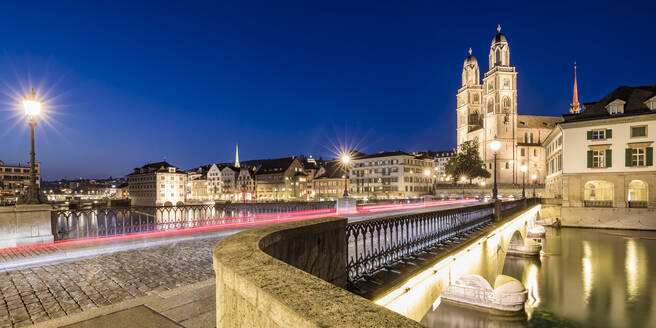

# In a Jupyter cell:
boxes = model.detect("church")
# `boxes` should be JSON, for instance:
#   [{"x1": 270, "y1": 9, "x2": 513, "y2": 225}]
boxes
[{"x1": 456, "y1": 26, "x2": 560, "y2": 185}]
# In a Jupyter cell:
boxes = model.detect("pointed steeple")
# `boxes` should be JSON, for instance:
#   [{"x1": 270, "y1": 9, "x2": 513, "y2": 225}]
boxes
[
  {"x1": 234, "y1": 144, "x2": 240, "y2": 168},
  {"x1": 570, "y1": 62, "x2": 581, "y2": 114}
]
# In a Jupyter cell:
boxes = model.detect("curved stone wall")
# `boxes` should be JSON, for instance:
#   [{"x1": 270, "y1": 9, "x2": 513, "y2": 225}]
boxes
[{"x1": 213, "y1": 217, "x2": 421, "y2": 327}]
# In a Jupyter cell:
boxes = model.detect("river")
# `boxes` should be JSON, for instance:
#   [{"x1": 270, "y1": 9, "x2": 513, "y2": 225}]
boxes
[{"x1": 420, "y1": 227, "x2": 656, "y2": 328}]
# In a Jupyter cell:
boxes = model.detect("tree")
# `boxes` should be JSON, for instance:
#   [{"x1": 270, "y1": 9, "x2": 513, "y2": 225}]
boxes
[{"x1": 445, "y1": 140, "x2": 490, "y2": 183}]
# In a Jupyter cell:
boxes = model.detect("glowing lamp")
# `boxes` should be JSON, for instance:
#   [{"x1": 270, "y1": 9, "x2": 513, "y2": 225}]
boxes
[
  {"x1": 490, "y1": 140, "x2": 501, "y2": 152},
  {"x1": 23, "y1": 89, "x2": 41, "y2": 116},
  {"x1": 531, "y1": 174, "x2": 537, "y2": 180},
  {"x1": 520, "y1": 165, "x2": 527, "y2": 172},
  {"x1": 424, "y1": 169, "x2": 430, "y2": 176},
  {"x1": 341, "y1": 154, "x2": 351, "y2": 164}
]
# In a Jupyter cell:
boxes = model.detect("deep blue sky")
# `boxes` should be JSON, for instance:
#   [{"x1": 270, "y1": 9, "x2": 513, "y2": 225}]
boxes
[{"x1": 1, "y1": 1, "x2": 654, "y2": 179}]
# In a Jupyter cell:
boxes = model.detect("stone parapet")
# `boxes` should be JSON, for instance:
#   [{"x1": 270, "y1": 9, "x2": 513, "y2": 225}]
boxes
[
  {"x1": 0, "y1": 204, "x2": 54, "y2": 249},
  {"x1": 213, "y1": 217, "x2": 421, "y2": 327}
]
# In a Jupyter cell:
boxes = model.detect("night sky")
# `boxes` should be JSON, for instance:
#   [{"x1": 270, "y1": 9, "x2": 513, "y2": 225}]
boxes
[{"x1": 1, "y1": 1, "x2": 654, "y2": 180}]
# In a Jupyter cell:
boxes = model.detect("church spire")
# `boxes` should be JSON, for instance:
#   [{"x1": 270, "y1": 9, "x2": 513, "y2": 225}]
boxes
[
  {"x1": 570, "y1": 62, "x2": 581, "y2": 114},
  {"x1": 235, "y1": 144, "x2": 240, "y2": 168}
]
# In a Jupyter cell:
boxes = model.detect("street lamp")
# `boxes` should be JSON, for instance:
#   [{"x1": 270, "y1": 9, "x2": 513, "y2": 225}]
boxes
[
  {"x1": 520, "y1": 165, "x2": 527, "y2": 199},
  {"x1": 424, "y1": 169, "x2": 431, "y2": 194},
  {"x1": 490, "y1": 141, "x2": 501, "y2": 200},
  {"x1": 531, "y1": 174, "x2": 537, "y2": 198},
  {"x1": 19, "y1": 88, "x2": 45, "y2": 204},
  {"x1": 341, "y1": 154, "x2": 351, "y2": 197},
  {"x1": 460, "y1": 176, "x2": 467, "y2": 199}
]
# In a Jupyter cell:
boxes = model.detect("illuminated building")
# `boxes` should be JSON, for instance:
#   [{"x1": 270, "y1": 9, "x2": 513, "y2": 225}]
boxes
[
  {"x1": 456, "y1": 25, "x2": 559, "y2": 185},
  {"x1": 348, "y1": 151, "x2": 435, "y2": 199},
  {"x1": 127, "y1": 161, "x2": 187, "y2": 206},
  {"x1": 254, "y1": 157, "x2": 307, "y2": 200},
  {"x1": 0, "y1": 160, "x2": 41, "y2": 203},
  {"x1": 312, "y1": 160, "x2": 348, "y2": 200}
]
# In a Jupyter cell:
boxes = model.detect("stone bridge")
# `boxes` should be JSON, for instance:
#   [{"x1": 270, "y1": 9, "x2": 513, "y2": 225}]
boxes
[
  {"x1": 373, "y1": 204, "x2": 541, "y2": 321},
  {"x1": 212, "y1": 201, "x2": 541, "y2": 327}
]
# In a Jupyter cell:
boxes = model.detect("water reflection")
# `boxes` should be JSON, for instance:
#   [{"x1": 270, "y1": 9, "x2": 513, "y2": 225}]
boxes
[{"x1": 421, "y1": 228, "x2": 656, "y2": 328}]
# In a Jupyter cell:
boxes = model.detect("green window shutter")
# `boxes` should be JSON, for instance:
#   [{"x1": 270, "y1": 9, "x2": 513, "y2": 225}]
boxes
[
  {"x1": 626, "y1": 148, "x2": 633, "y2": 167},
  {"x1": 647, "y1": 147, "x2": 653, "y2": 166},
  {"x1": 605, "y1": 149, "x2": 612, "y2": 167},
  {"x1": 587, "y1": 131, "x2": 593, "y2": 140},
  {"x1": 606, "y1": 129, "x2": 612, "y2": 139},
  {"x1": 587, "y1": 150, "x2": 593, "y2": 168}
]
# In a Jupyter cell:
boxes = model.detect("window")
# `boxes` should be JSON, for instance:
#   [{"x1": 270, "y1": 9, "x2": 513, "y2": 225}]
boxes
[
  {"x1": 502, "y1": 97, "x2": 511, "y2": 113},
  {"x1": 606, "y1": 100, "x2": 625, "y2": 115},
  {"x1": 631, "y1": 126, "x2": 647, "y2": 138},
  {"x1": 473, "y1": 94, "x2": 479, "y2": 103},
  {"x1": 588, "y1": 149, "x2": 612, "y2": 168},
  {"x1": 521, "y1": 148, "x2": 525, "y2": 156},
  {"x1": 631, "y1": 148, "x2": 645, "y2": 166},
  {"x1": 503, "y1": 79, "x2": 510, "y2": 89},
  {"x1": 584, "y1": 180, "x2": 614, "y2": 207},
  {"x1": 533, "y1": 149, "x2": 537, "y2": 157},
  {"x1": 591, "y1": 150, "x2": 605, "y2": 168},
  {"x1": 587, "y1": 129, "x2": 612, "y2": 140},
  {"x1": 487, "y1": 99, "x2": 494, "y2": 113},
  {"x1": 628, "y1": 180, "x2": 648, "y2": 202}
]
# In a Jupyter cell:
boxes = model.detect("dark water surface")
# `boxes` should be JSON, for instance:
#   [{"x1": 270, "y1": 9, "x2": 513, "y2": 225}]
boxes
[{"x1": 421, "y1": 227, "x2": 656, "y2": 328}]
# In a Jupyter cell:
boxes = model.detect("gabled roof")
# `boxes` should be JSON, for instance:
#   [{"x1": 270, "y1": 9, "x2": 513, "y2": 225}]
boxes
[
  {"x1": 563, "y1": 84, "x2": 656, "y2": 122},
  {"x1": 128, "y1": 161, "x2": 182, "y2": 175},
  {"x1": 315, "y1": 160, "x2": 346, "y2": 179},
  {"x1": 254, "y1": 157, "x2": 298, "y2": 175}
]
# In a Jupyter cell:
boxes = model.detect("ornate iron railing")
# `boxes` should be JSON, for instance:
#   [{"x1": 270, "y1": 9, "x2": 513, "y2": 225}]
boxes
[
  {"x1": 345, "y1": 203, "x2": 494, "y2": 286},
  {"x1": 52, "y1": 201, "x2": 335, "y2": 241}
]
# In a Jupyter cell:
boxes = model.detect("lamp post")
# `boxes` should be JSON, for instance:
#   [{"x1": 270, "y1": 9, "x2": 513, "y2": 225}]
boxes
[
  {"x1": 19, "y1": 88, "x2": 45, "y2": 204},
  {"x1": 520, "y1": 165, "x2": 527, "y2": 199},
  {"x1": 341, "y1": 154, "x2": 351, "y2": 197},
  {"x1": 424, "y1": 169, "x2": 431, "y2": 194},
  {"x1": 490, "y1": 141, "x2": 501, "y2": 200},
  {"x1": 531, "y1": 174, "x2": 537, "y2": 198},
  {"x1": 460, "y1": 176, "x2": 467, "y2": 199}
]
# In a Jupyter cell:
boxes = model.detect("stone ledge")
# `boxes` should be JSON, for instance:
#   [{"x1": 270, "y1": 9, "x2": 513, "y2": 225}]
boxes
[{"x1": 213, "y1": 217, "x2": 422, "y2": 327}]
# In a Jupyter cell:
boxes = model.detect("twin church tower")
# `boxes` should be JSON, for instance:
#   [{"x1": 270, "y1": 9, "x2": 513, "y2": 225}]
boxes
[{"x1": 456, "y1": 26, "x2": 560, "y2": 185}]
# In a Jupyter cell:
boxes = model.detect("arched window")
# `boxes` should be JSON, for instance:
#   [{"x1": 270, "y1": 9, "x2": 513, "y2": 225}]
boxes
[
  {"x1": 530, "y1": 133, "x2": 534, "y2": 143},
  {"x1": 584, "y1": 180, "x2": 614, "y2": 207},
  {"x1": 495, "y1": 49, "x2": 501, "y2": 66},
  {"x1": 502, "y1": 97, "x2": 511, "y2": 113},
  {"x1": 524, "y1": 132, "x2": 528, "y2": 143},
  {"x1": 628, "y1": 180, "x2": 648, "y2": 208},
  {"x1": 473, "y1": 94, "x2": 479, "y2": 103},
  {"x1": 487, "y1": 99, "x2": 494, "y2": 113}
]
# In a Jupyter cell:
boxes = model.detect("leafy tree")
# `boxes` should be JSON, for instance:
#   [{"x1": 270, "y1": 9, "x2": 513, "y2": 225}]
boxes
[{"x1": 445, "y1": 140, "x2": 490, "y2": 183}]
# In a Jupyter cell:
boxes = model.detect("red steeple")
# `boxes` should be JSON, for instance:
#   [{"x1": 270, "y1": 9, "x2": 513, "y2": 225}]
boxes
[{"x1": 570, "y1": 63, "x2": 581, "y2": 114}]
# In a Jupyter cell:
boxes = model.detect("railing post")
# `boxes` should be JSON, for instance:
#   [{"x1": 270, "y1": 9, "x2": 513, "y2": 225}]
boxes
[{"x1": 494, "y1": 200, "x2": 502, "y2": 221}]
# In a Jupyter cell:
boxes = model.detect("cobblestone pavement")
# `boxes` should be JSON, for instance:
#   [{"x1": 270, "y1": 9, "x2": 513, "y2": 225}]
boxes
[{"x1": 0, "y1": 238, "x2": 218, "y2": 328}]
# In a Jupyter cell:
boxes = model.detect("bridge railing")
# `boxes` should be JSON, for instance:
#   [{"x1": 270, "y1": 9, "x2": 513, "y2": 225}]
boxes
[
  {"x1": 345, "y1": 202, "x2": 494, "y2": 286},
  {"x1": 51, "y1": 201, "x2": 335, "y2": 241}
]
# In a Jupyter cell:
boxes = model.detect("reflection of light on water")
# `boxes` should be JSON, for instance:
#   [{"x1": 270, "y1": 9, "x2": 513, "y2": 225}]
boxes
[
  {"x1": 523, "y1": 263, "x2": 540, "y2": 320},
  {"x1": 582, "y1": 241, "x2": 593, "y2": 303},
  {"x1": 625, "y1": 238, "x2": 645, "y2": 302}
]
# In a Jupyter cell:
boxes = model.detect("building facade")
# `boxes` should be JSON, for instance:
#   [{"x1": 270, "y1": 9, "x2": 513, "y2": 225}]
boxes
[
  {"x1": 236, "y1": 167, "x2": 256, "y2": 201},
  {"x1": 543, "y1": 84, "x2": 656, "y2": 229},
  {"x1": 127, "y1": 161, "x2": 187, "y2": 206},
  {"x1": 312, "y1": 160, "x2": 348, "y2": 200},
  {"x1": 254, "y1": 157, "x2": 308, "y2": 201},
  {"x1": 456, "y1": 26, "x2": 559, "y2": 185},
  {"x1": 0, "y1": 160, "x2": 41, "y2": 203},
  {"x1": 348, "y1": 151, "x2": 435, "y2": 199}
]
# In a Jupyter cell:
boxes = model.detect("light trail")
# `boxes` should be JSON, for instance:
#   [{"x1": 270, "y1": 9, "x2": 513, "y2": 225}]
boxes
[{"x1": 0, "y1": 199, "x2": 481, "y2": 256}]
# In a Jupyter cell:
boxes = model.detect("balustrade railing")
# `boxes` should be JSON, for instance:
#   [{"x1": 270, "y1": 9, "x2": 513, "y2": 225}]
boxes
[
  {"x1": 52, "y1": 201, "x2": 335, "y2": 241},
  {"x1": 345, "y1": 203, "x2": 494, "y2": 286}
]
